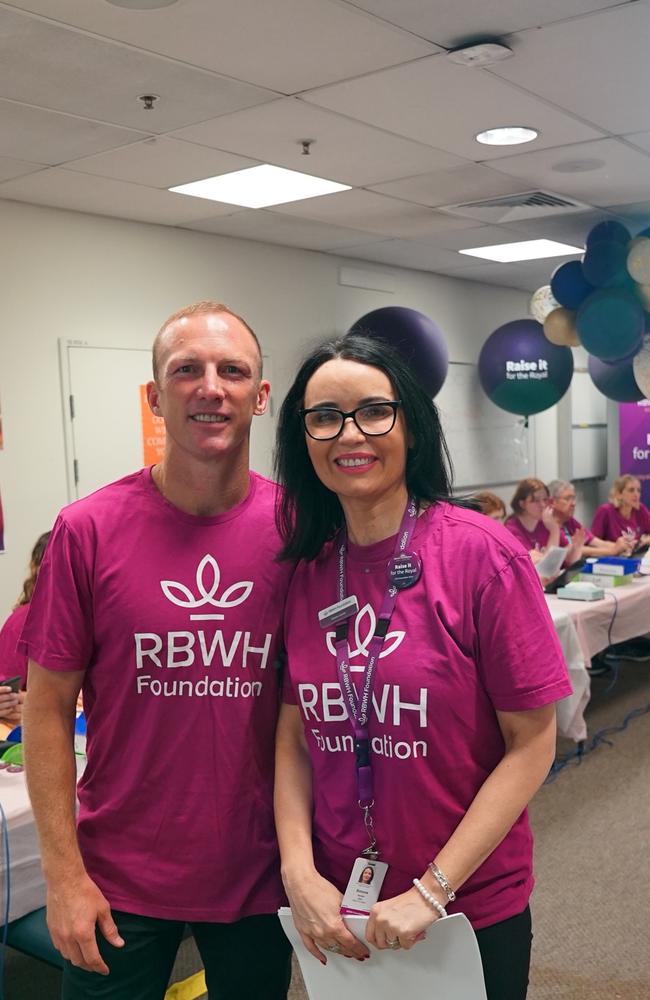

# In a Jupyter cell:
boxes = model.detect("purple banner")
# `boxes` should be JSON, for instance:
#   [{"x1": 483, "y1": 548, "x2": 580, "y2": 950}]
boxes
[{"x1": 619, "y1": 401, "x2": 650, "y2": 507}]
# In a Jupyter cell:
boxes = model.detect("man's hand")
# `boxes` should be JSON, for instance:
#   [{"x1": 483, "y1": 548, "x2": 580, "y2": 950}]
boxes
[{"x1": 46, "y1": 873, "x2": 124, "y2": 975}]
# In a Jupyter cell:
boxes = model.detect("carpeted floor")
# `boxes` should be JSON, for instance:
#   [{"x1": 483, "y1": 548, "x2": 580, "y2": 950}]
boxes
[{"x1": 5, "y1": 662, "x2": 649, "y2": 999}]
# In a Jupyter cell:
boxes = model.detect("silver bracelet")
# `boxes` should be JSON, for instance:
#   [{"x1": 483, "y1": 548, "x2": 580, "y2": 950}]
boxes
[
  {"x1": 428, "y1": 861, "x2": 456, "y2": 902},
  {"x1": 412, "y1": 878, "x2": 447, "y2": 919}
]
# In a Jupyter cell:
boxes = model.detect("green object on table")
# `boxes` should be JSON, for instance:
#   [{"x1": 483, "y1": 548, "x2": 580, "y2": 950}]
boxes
[{"x1": 1, "y1": 742, "x2": 23, "y2": 764}]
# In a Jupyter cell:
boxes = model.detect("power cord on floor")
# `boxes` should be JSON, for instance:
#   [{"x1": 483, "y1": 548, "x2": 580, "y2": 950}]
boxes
[{"x1": 546, "y1": 701, "x2": 650, "y2": 783}]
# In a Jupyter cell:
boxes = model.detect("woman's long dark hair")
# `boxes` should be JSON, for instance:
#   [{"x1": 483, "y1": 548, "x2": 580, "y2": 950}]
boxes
[{"x1": 275, "y1": 335, "x2": 456, "y2": 561}]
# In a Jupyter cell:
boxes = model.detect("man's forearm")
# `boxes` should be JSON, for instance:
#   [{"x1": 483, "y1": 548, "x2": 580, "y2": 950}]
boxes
[{"x1": 23, "y1": 698, "x2": 85, "y2": 881}]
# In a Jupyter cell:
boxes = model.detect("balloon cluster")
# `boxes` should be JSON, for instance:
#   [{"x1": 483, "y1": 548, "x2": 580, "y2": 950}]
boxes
[{"x1": 530, "y1": 220, "x2": 650, "y2": 402}]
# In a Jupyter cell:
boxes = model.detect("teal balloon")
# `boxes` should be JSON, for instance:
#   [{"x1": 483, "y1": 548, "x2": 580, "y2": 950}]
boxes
[{"x1": 576, "y1": 289, "x2": 644, "y2": 361}]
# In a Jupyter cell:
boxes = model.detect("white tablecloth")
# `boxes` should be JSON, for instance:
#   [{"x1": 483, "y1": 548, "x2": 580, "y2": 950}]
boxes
[
  {"x1": 546, "y1": 575, "x2": 650, "y2": 742},
  {"x1": 0, "y1": 768, "x2": 45, "y2": 923}
]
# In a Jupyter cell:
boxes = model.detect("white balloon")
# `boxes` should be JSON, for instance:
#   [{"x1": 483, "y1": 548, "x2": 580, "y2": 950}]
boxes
[
  {"x1": 633, "y1": 335, "x2": 650, "y2": 398},
  {"x1": 529, "y1": 285, "x2": 559, "y2": 324},
  {"x1": 627, "y1": 237, "x2": 650, "y2": 284}
]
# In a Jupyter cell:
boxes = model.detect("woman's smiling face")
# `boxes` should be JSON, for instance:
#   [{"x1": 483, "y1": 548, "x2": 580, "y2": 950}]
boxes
[{"x1": 302, "y1": 358, "x2": 409, "y2": 504}]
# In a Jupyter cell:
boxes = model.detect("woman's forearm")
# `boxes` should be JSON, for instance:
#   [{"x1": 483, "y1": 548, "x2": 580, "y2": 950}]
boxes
[{"x1": 424, "y1": 706, "x2": 556, "y2": 896}]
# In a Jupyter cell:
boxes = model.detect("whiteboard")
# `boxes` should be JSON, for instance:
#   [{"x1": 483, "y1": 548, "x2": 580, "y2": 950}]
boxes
[{"x1": 436, "y1": 363, "x2": 533, "y2": 489}]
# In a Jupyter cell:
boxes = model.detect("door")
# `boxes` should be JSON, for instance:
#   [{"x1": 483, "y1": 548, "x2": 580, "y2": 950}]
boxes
[{"x1": 60, "y1": 342, "x2": 275, "y2": 501}]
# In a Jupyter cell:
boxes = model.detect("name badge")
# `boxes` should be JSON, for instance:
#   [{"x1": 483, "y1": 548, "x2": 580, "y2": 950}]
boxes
[
  {"x1": 340, "y1": 857, "x2": 389, "y2": 915},
  {"x1": 318, "y1": 595, "x2": 359, "y2": 629}
]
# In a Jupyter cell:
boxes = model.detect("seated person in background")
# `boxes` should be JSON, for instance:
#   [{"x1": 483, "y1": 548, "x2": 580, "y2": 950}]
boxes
[
  {"x1": 474, "y1": 491, "x2": 506, "y2": 521},
  {"x1": 0, "y1": 531, "x2": 51, "y2": 729},
  {"x1": 505, "y1": 478, "x2": 584, "y2": 570},
  {"x1": 547, "y1": 480, "x2": 634, "y2": 557},
  {"x1": 591, "y1": 475, "x2": 650, "y2": 550}
]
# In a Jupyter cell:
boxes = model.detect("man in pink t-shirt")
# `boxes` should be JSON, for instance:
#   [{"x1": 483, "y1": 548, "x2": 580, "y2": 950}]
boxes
[{"x1": 20, "y1": 303, "x2": 293, "y2": 1000}]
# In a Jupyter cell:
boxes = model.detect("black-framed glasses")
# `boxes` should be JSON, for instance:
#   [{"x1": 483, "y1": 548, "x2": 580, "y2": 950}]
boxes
[{"x1": 300, "y1": 400, "x2": 402, "y2": 441}]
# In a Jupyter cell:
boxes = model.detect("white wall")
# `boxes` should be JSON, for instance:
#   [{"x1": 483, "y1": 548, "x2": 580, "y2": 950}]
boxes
[{"x1": 1, "y1": 197, "x2": 542, "y2": 614}]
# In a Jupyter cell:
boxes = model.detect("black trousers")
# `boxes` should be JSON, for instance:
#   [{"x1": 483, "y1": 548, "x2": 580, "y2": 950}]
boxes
[
  {"x1": 61, "y1": 911, "x2": 292, "y2": 1000},
  {"x1": 474, "y1": 906, "x2": 532, "y2": 1000}
]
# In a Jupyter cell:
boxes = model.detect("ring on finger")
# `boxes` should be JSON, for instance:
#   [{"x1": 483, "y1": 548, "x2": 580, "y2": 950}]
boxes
[
  {"x1": 325, "y1": 943, "x2": 341, "y2": 953},
  {"x1": 386, "y1": 937, "x2": 401, "y2": 949}
]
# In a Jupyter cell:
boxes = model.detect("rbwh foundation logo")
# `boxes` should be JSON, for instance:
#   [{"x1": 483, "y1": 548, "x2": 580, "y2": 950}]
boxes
[
  {"x1": 325, "y1": 603, "x2": 404, "y2": 671},
  {"x1": 161, "y1": 554, "x2": 253, "y2": 620}
]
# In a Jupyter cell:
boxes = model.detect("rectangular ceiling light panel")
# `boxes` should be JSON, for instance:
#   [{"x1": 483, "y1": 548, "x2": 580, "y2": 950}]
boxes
[
  {"x1": 458, "y1": 238, "x2": 583, "y2": 262},
  {"x1": 170, "y1": 163, "x2": 350, "y2": 208}
]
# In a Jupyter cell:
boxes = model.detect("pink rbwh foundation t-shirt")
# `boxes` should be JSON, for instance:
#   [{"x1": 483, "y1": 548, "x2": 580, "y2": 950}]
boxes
[
  {"x1": 283, "y1": 503, "x2": 571, "y2": 931},
  {"x1": 20, "y1": 469, "x2": 293, "y2": 922}
]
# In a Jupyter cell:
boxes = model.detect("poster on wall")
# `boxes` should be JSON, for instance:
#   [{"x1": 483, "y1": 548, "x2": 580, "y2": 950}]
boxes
[
  {"x1": 139, "y1": 385, "x2": 166, "y2": 466},
  {"x1": 619, "y1": 400, "x2": 650, "y2": 507}
]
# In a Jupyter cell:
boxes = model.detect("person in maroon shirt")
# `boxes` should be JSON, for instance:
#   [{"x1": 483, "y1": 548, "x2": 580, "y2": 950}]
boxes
[
  {"x1": 0, "y1": 531, "x2": 50, "y2": 725},
  {"x1": 547, "y1": 480, "x2": 632, "y2": 557},
  {"x1": 504, "y1": 478, "x2": 584, "y2": 576},
  {"x1": 591, "y1": 475, "x2": 650, "y2": 548}
]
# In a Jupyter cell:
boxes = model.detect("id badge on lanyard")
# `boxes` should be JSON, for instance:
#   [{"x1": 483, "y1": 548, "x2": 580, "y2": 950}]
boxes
[{"x1": 318, "y1": 499, "x2": 422, "y2": 910}]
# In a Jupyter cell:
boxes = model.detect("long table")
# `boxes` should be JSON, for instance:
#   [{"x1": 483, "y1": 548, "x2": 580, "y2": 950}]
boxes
[
  {"x1": 0, "y1": 768, "x2": 44, "y2": 923},
  {"x1": 546, "y1": 575, "x2": 650, "y2": 741}
]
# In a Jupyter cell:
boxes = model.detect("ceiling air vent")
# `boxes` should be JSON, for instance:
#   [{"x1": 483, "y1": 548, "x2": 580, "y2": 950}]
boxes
[{"x1": 439, "y1": 190, "x2": 592, "y2": 223}]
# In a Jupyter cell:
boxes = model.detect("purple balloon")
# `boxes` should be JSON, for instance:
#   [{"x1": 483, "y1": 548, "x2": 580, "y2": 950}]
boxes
[
  {"x1": 348, "y1": 306, "x2": 449, "y2": 397},
  {"x1": 478, "y1": 319, "x2": 573, "y2": 416},
  {"x1": 588, "y1": 354, "x2": 645, "y2": 402}
]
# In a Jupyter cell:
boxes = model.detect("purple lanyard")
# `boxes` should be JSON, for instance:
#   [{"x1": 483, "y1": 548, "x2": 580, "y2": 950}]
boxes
[{"x1": 334, "y1": 498, "x2": 418, "y2": 855}]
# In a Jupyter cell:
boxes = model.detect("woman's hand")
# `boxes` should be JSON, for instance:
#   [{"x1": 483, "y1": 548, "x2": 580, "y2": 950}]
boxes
[
  {"x1": 0, "y1": 686, "x2": 23, "y2": 721},
  {"x1": 541, "y1": 505, "x2": 557, "y2": 531},
  {"x1": 283, "y1": 868, "x2": 369, "y2": 964},
  {"x1": 365, "y1": 885, "x2": 438, "y2": 951}
]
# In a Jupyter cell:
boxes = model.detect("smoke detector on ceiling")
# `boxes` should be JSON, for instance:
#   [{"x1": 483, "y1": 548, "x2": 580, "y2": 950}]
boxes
[{"x1": 447, "y1": 41, "x2": 513, "y2": 67}]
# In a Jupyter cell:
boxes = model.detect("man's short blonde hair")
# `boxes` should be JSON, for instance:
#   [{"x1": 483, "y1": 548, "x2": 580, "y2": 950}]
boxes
[{"x1": 152, "y1": 300, "x2": 262, "y2": 381}]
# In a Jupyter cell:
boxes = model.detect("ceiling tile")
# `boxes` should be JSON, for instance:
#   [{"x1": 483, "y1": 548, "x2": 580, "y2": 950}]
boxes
[
  {"x1": 0, "y1": 155, "x2": 43, "y2": 183},
  {"x1": 5, "y1": 0, "x2": 438, "y2": 94},
  {"x1": 489, "y1": 138, "x2": 650, "y2": 206},
  {"x1": 333, "y1": 239, "x2": 467, "y2": 272},
  {"x1": 432, "y1": 224, "x2": 524, "y2": 251},
  {"x1": 338, "y1": 0, "x2": 627, "y2": 47},
  {"x1": 303, "y1": 54, "x2": 604, "y2": 158},
  {"x1": 64, "y1": 137, "x2": 258, "y2": 188},
  {"x1": 0, "y1": 8, "x2": 276, "y2": 132},
  {"x1": 369, "y1": 163, "x2": 528, "y2": 207},
  {"x1": 623, "y1": 131, "x2": 650, "y2": 156},
  {"x1": 602, "y1": 201, "x2": 650, "y2": 232},
  {"x1": 490, "y1": 4, "x2": 650, "y2": 134},
  {"x1": 432, "y1": 259, "x2": 558, "y2": 292},
  {"x1": 268, "y1": 189, "x2": 479, "y2": 238},
  {"x1": 500, "y1": 209, "x2": 620, "y2": 245},
  {"x1": 0, "y1": 168, "x2": 242, "y2": 225},
  {"x1": 0, "y1": 99, "x2": 147, "y2": 165},
  {"x1": 172, "y1": 98, "x2": 467, "y2": 187},
  {"x1": 180, "y1": 209, "x2": 385, "y2": 252}
]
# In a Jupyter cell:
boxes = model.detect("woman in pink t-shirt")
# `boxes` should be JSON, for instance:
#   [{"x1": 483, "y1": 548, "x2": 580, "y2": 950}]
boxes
[
  {"x1": 591, "y1": 474, "x2": 650, "y2": 548},
  {"x1": 504, "y1": 477, "x2": 584, "y2": 573},
  {"x1": 274, "y1": 336, "x2": 571, "y2": 1000},
  {"x1": 0, "y1": 531, "x2": 50, "y2": 727}
]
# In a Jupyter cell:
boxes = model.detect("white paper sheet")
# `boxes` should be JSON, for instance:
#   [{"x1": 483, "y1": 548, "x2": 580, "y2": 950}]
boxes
[
  {"x1": 535, "y1": 545, "x2": 566, "y2": 579},
  {"x1": 279, "y1": 908, "x2": 487, "y2": 1000}
]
